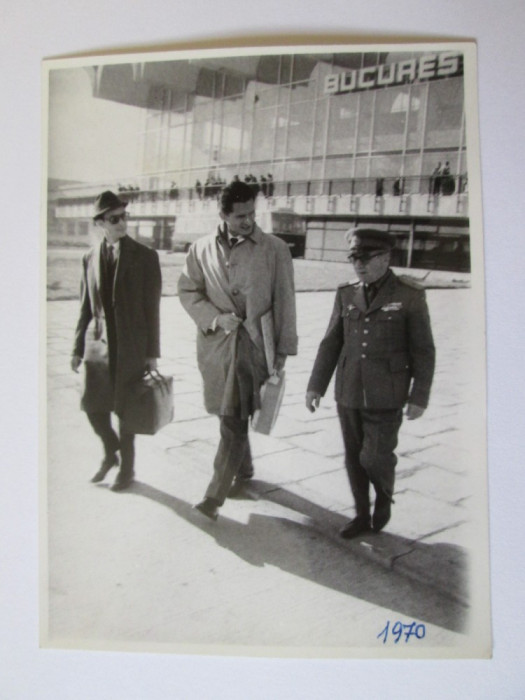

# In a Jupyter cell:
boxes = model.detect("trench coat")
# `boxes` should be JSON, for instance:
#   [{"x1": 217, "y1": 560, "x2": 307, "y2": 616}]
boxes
[
  {"x1": 178, "y1": 224, "x2": 298, "y2": 416},
  {"x1": 307, "y1": 270, "x2": 435, "y2": 410},
  {"x1": 72, "y1": 234, "x2": 161, "y2": 416}
]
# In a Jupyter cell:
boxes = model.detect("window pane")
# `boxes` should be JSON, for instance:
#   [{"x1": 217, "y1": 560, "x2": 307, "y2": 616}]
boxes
[
  {"x1": 326, "y1": 92, "x2": 358, "y2": 156},
  {"x1": 356, "y1": 91, "x2": 373, "y2": 152},
  {"x1": 220, "y1": 98, "x2": 243, "y2": 166},
  {"x1": 312, "y1": 97, "x2": 328, "y2": 157},
  {"x1": 406, "y1": 83, "x2": 426, "y2": 149},
  {"x1": 372, "y1": 87, "x2": 408, "y2": 151},
  {"x1": 287, "y1": 100, "x2": 313, "y2": 159},
  {"x1": 424, "y1": 76, "x2": 463, "y2": 148},
  {"x1": 252, "y1": 106, "x2": 277, "y2": 162},
  {"x1": 274, "y1": 102, "x2": 288, "y2": 160}
]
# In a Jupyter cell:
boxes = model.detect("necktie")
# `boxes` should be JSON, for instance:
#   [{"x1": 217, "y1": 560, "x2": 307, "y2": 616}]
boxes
[
  {"x1": 106, "y1": 244, "x2": 114, "y2": 267},
  {"x1": 365, "y1": 283, "x2": 377, "y2": 306},
  {"x1": 229, "y1": 237, "x2": 238, "y2": 249}
]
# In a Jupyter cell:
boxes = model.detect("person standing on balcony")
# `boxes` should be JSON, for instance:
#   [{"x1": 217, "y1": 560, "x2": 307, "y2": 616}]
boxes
[
  {"x1": 306, "y1": 228, "x2": 435, "y2": 539},
  {"x1": 431, "y1": 162, "x2": 443, "y2": 195},
  {"x1": 71, "y1": 191, "x2": 162, "y2": 491},
  {"x1": 178, "y1": 180, "x2": 298, "y2": 520},
  {"x1": 267, "y1": 173, "x2": 274, "y2": 197}
]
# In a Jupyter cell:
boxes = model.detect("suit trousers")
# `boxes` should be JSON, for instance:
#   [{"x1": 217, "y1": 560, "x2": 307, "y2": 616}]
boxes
[
  {"x1": 205, "y1": 415, "x2": 253, "y2": 505},
  {"x1": 337, "y1": 405, "x2": 403, "y2": 518},
  {"x1": 86, "y1": 411, "x2": 135, "y2": 477}
]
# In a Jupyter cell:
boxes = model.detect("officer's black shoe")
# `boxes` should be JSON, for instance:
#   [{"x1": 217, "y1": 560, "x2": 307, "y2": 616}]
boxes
[
  {"x1": 372, "y1": 491, "x2": 392, "y2": 533},
  {"x1": 193, "y1": 497, "x2": 219, "y2": 521},
  {"x1": 90, "y1": 453, "x2": 119, "y2": 483},
  {"x1": 339, "y1": 516, "x2": 372, "y2": 539}
]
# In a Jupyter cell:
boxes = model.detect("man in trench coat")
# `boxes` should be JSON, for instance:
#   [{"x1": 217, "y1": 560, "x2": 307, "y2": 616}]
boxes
[
  {"x1": 178, "y1": 180, "x2": 298, "y2": 520},
  {"x1": 71, "y1": 191, "x2": 162, "y2": 491},
  {"x1": 306, "y1": 228, "x2": 435, "y2": 538}
]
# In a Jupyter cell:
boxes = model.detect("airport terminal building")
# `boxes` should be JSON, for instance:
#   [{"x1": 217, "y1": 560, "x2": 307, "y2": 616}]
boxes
[{"x1": 50, "y1": 49, "x2": 470, "y2": 271}]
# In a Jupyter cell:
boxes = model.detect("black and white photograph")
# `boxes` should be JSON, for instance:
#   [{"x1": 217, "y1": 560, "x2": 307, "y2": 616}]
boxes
[{"x1": 40, "y1": 42, "x2": 491, "y2": 658}]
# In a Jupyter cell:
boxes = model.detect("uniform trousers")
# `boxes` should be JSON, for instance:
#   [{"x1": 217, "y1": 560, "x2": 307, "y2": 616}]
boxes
[
  {"x1": 337, "y1": 405, "x2": 403, "y2": 518},
  {"x1": 205, "y1": 416, "x2": 254, "y2": 505},
  {"x1": 86, "y1": 411, "x2": 135, "y2": 477}
]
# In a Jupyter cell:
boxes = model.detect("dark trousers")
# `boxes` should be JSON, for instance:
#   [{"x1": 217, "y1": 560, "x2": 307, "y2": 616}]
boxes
[
  {"x1": 205, "y1": 416, "x2": 253, "y2": 505},
  {"x1": 86, "y1": 411, "x2": 135, "y2": 477},
  {"x1": 337, "y1": 405, "x2": 403, "y2": 518}
]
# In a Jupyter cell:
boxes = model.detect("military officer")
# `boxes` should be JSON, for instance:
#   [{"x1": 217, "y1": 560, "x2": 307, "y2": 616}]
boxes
[{"x1": 306, "y1": 228, "x2": 435, "y2": 538}]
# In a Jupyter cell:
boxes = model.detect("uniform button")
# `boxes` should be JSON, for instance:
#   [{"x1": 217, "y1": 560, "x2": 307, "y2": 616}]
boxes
[
  {"x1": 361, "y1": 353, "x2": 366, "y2": 358},
  {"x1": 232, "y1": 288, "x2": 239, "y2": 296},
  {"x1": 362, "y1": 342, "x2": 367, "y2": 347},
  {"x1": 364, "y1": 329, "x2": 369, "y2": 334},
  {"x1": 225, "y1": 262, "x2": 230, "y2": 268},
  {"x1": 365, "y1": 317, "x2": 370, "y2": 323}
]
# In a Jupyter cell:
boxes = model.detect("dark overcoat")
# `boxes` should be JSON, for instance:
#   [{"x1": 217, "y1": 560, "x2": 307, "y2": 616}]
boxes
[
  {"x1": 72, "y1": 235, "x2": 161, "y2": 416},
  {"x1": 307, "y1": 270, "x2": 435, "y2": 410}
]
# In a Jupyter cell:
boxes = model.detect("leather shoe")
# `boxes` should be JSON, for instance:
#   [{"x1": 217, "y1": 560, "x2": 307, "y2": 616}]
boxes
[
  {"x1": 339, "y1": 516, "x2": 372, "y2": 539},
  {"x1": 372, "y1": 491, "x2": 392, "y2": 533},
  {"x1": 90, "y1": 453, "x2": 119, "y2": 483},
  {"x1": 193, "y1": 498, "x2": 219, "y2": 521},
  {"x1": 110, "y1": 472, "x2": 135, "y2": 492}
]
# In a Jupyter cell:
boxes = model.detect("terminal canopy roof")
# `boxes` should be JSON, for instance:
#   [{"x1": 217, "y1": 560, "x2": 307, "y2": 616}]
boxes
[{"x1": 88, "y1": 52, "x2": 389, "y2": 111}]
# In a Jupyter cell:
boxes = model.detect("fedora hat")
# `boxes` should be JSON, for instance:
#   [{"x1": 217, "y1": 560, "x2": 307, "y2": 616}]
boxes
[{"x1": 93, "y1": 191, "x2": 128, "y2": 220}]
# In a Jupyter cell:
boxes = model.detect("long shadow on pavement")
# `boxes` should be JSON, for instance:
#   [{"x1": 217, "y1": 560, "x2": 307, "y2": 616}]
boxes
[
  {"x1": 128, "y1": 480, "x2": 468, "y2": 634},
  {"x1": 250, "y1": 479, "x2": 469, "y2": 609}
]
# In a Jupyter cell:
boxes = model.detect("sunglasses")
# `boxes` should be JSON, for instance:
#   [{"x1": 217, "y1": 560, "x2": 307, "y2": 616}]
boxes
[
  {"x1": 104, "y1": 211, "x2": 128, "y2": 225},
  {"x1": 347, "y1": 250, "x2": 387, "y2": 264}
]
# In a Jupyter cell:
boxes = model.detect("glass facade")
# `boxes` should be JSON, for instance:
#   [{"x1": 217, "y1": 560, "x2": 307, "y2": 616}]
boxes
[{"x1": 137, "y1": 51, "x2": 467, "y2": 193}]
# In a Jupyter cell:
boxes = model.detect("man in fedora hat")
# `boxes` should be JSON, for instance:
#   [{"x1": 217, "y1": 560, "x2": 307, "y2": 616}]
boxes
[
  {"x1": 71, "y1": 190, "x2": 162, "y2": 491},
  {"x1": 306, "y1": 227, "x2": 435, "y2": 538}
]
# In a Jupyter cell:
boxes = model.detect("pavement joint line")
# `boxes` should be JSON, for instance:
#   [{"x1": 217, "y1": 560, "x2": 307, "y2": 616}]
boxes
[
  {"x1": 426, "y1": 464, "x2": 469, "y2": 476},
  {"x1": 272, "y1": 430, "x2": 328, "y2": 439},
  {"x1": 404, "y1": 489, "x2": 472, "y2": 505},
  {"x1": 398, "y1": 444, "x2": 440, "y2": 456},
  {"x1": 240, "y1": 482, "x2": 467, "y2": 605},
  {"x1": 390, "y1": 550, "x2": 469, "y2": 607},
  {"x1": 452, "y1": 497, "x2": 470, "y2": 507},
  {"x1": 414, "y1": 520, "x2": 469, "y2": 542}
]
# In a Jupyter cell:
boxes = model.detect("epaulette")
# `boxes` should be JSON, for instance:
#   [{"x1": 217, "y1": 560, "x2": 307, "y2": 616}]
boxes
[
  {"x1": 337, "y1": 280, "x2": 358, "y2": 289},
  {"x1": 398, "y1": 274, "x2": 425, "y2": 290}
]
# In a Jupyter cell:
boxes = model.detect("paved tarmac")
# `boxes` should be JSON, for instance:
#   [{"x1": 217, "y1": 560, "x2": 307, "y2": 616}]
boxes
[{"x1": 44, "y1": 285, "x2": 481, "y2": 655}]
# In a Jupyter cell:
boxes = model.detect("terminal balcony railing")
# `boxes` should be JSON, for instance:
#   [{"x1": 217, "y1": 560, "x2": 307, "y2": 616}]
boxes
[{"x1": 54, "y1": 173, "x2": 468, "y2": 209}]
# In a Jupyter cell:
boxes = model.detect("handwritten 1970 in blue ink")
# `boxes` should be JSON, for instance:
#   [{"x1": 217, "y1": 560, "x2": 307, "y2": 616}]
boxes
[{"x1": 377, "y1": 620, "x2": 426, "y2": 644}]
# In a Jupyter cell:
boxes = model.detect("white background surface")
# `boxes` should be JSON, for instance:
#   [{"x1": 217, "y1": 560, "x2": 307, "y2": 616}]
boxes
[{"x1": 2, "y1": 1, "x2": 524, "y2": 697}]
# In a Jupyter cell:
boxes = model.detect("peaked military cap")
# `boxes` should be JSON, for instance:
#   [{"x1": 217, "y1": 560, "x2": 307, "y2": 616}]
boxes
[
  {"x1": 345, "y1": 227, "x2": 395, "y2": 252},
  {"x1": 93, "y1": 191, "x2": 128, "y2": 220}
]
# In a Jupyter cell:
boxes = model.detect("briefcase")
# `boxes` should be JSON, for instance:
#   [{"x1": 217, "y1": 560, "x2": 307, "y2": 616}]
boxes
[
  {"x1": 251, "y1": 370, "x2": 286, "y2": 435},
  {"x1": 122, "y1": 370, "x2": 174, "y2": 435}
]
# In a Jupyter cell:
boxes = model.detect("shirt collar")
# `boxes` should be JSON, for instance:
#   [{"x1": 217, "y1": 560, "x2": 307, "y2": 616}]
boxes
[
  {"x1": 217, "y1": 223, "x2": 261, "y2": 246},
  {"x1": 104, "y1": 237, "x2": 121, "y2": 251},
  {"x1": 362, "y1": 268, "x2": 392, "y2": 291}
]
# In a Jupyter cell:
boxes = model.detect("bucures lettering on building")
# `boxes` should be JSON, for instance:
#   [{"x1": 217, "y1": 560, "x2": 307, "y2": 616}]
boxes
[{"x1": 324, "y1": 53, "x2": 463, "y2": 95}]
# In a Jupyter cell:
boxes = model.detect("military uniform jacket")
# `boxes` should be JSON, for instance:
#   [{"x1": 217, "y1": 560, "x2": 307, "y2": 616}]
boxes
[{"x1": 307, "y1": 270, "x2": 435, "y2": 410}]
